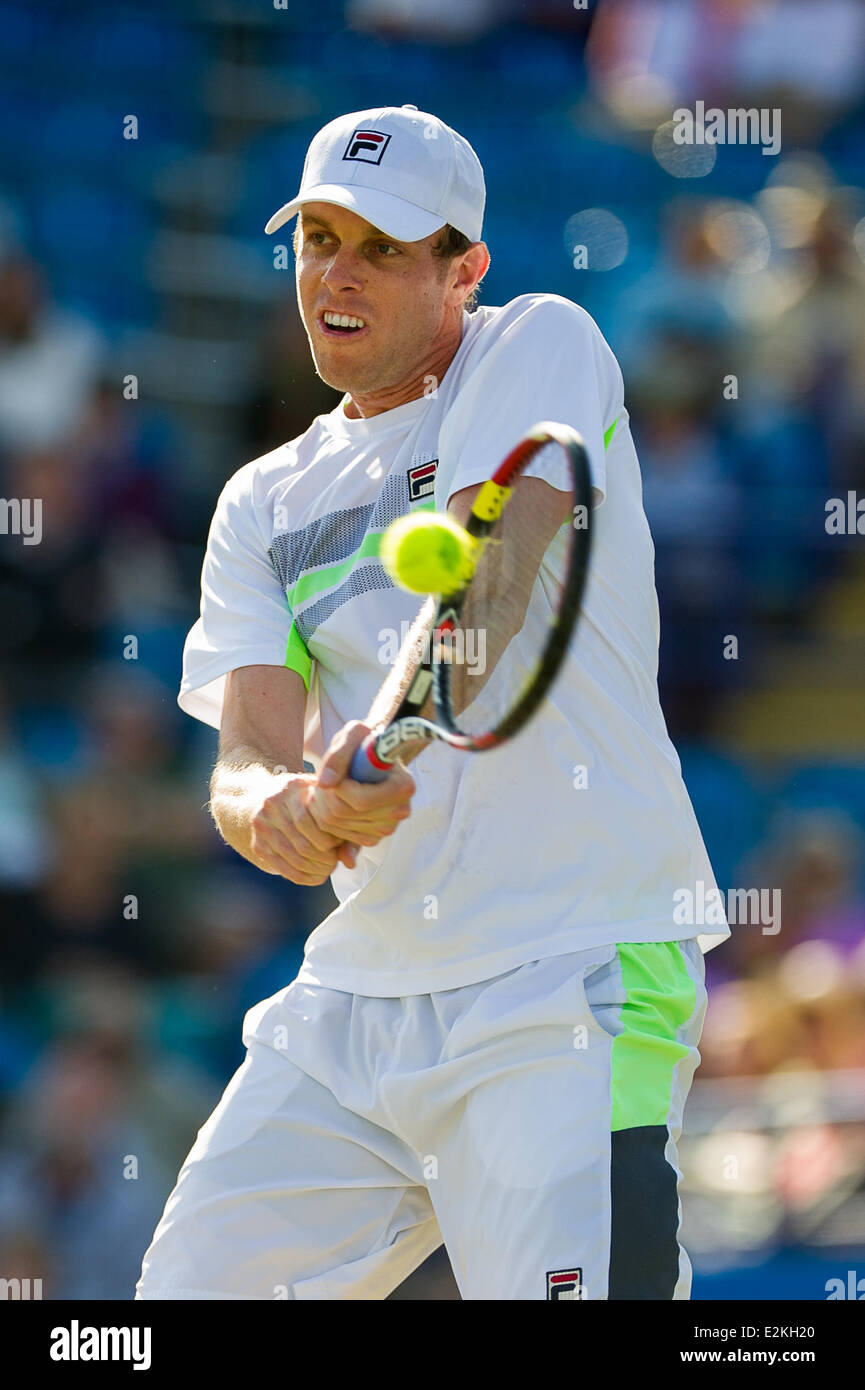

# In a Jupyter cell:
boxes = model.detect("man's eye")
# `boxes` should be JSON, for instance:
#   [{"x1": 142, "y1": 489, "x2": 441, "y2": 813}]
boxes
[{"x1": 375, "y1": 242, "x2": 398, "y2": 255}]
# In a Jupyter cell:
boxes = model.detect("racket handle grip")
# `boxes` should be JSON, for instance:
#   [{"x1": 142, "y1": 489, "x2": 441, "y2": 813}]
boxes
[{"x1": 349, "y1": 732, "x2": 392, "y2": 783}]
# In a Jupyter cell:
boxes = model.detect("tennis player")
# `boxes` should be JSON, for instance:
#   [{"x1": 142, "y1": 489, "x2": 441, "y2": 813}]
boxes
[{"x1": 136, "y1": 105, "x2": 729, "y2": 1301}]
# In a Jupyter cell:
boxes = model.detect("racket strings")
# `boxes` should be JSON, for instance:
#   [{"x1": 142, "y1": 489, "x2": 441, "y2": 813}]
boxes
[
  {"x1": 367, "y1": 426, "x2": 592, "y2": 774},
  {"x1": 433, "y1": 504, "x2": 574, "y2": 740}
]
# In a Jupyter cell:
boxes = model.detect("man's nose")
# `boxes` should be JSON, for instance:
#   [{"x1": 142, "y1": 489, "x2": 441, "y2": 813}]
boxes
[{"x1": 321, "y1": 246, "x2": 363, "y2": 290}]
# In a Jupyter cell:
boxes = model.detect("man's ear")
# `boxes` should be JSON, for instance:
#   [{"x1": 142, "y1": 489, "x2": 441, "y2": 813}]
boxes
[{"x1": 455, "y1": 241, "x2": 490, "y2": 303}]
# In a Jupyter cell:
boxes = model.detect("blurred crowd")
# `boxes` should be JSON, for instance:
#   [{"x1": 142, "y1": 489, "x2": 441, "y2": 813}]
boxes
[
  {"x1": 0, "y1": 0, "x2": 863, "y2": 1298},
  {"x1": 0, "y1": 225, "x2": 338, "y2": 1292}
]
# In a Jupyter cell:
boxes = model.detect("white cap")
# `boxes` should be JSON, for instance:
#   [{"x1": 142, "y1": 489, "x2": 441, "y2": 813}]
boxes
[{"x1": 264, "y1": 104, "x2": 485, "y2": 243}]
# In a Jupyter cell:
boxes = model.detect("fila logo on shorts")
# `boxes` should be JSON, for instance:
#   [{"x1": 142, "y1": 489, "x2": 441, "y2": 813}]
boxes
[
  {"x1": 343, "y1": 129, "x2": 391, "y2": 164},
  {"x1": 407, "y1": 458, "x2": 438, "y2": 501},
  {"x1": 546, "y1": 1267, "x2": 584, "y2": 1300}
]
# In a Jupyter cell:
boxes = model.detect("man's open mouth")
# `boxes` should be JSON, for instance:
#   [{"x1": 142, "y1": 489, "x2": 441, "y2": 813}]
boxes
[{"x1": 319, "y1": 311, "x2": 368, "y2": 336}]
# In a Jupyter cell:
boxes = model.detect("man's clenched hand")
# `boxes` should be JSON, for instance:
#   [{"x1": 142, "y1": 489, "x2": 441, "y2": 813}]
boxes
[{"x1": 305, "y1": 720, "x2": 415, "y2": 860}]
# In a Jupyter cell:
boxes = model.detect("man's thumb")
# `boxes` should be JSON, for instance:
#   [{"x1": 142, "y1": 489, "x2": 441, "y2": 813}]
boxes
[{"x1": 318, "y1": 721, "x2": 372, "y2": 787}]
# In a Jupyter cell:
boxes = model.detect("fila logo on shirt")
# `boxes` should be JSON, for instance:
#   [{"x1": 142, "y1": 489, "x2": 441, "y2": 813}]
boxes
[
  {"x1": 546, "y1": 1267, "x2": 584, "y2": 1300},
  {"x1": 407, "y1": 458, "x2": 437, "y2": 501},
  {"x1": 343, "y1": 129, "x2": 391, "y2": 164}
]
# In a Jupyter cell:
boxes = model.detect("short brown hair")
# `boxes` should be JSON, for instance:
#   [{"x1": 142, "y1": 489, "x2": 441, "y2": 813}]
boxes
[{"x1": 433, "y1": 224, "x2": 481, "y2": 311}]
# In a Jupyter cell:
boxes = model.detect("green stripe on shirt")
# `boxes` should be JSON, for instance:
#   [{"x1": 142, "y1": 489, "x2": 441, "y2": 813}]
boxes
[
  {"x1": 285, "y1": 618, "x2": 312, "y2": 691},
  {"x1": 287, "y1": 498, "x2": 436, "y2": 611}
]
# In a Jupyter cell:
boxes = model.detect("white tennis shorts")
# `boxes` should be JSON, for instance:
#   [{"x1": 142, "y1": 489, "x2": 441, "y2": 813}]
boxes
[{"x1": 136, "y1": 937, "x2": 707, "y2": 1300}]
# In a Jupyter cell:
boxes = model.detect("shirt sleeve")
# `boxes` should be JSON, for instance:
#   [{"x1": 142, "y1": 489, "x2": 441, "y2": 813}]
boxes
[
  {"x1": 178, "y1": 465, "x2": 310, "y2": 729},
  {"x1": 435, "y1": 295, "x2": 623, "y2": 513}
]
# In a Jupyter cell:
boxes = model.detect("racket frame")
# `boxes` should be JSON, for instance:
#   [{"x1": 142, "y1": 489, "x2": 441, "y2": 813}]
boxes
[{"x1": 350, "y1": 421, "x2": 593, "y2": 781}]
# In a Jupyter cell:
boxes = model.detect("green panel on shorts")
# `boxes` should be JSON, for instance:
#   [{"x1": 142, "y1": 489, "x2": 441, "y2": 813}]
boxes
[
  {"x1": 610, "y1": 942, "x2": 696, "y2": 1132},
  {"x1": 285, "y1": 619, "x2": 312, "y2": 691}
]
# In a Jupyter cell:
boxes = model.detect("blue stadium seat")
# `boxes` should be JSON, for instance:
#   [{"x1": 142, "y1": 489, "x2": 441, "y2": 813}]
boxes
[
  {"x1": 0, "y1": 94, "x2": 54, "y2": 180},
  {"x1": 33, "y1": 183, "x2": 150, "y2": 265},
  {"x1": 35, "y1": 104, "x2": 132, "y2": 174},
  {"x1": 28, "y1": 182, "x2": 154, "y2": 327},
  {"x1": 61, "y1": 12, "x2": 204, "y2": 75},
  {"x1": 730, "y1": 412, "x2": 830, "y2": 491},
  {"x1": 483, "y1": 27, "x2": 586, "y2": 90},
  {"x1": 0, "y1": 1, "x2": 50, "y2": 60},
  {"x1": 230, "y1": 125, "x2": 327, "y2": 237},
  {"x1": 15, "y1": 706, "x2": 88, "y2": 775},
  {"x1": 775, "y1": 762, "x2": 865, "y2": 836}
]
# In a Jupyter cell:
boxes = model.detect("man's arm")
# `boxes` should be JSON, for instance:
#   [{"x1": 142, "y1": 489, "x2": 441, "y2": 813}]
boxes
[{"x1": 210, "y1": 665, "x2": 414, "y2": 883}]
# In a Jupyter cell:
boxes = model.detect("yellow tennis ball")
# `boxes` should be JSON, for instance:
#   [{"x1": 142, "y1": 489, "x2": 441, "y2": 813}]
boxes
[{"x1": 380, "y1": 512, "x2": 474, "y2": 596}]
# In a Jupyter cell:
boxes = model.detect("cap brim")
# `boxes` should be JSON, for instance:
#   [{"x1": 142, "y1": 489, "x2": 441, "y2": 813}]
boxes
[{"x1": 264, "y1": 184, "x2": 447, "y2": 242}]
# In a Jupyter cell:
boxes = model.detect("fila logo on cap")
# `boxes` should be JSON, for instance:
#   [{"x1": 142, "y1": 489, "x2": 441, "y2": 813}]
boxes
[
  {"x1": 343, "y1": 129, "x2": 391, "y2": 164},
  {"x1": 546, "y1": 1267, "x2": 584, "y2": 1300}
]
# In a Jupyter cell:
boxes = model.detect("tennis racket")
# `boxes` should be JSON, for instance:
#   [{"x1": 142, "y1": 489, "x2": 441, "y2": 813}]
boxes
[{"x1": 348, "y1": 420, "x2": 593, "y2": 783}]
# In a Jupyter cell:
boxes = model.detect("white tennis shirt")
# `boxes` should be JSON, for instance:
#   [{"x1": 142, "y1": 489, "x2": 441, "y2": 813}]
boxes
[{"x1": 180, "y1": 293, "x2": 730, "y2": 994}]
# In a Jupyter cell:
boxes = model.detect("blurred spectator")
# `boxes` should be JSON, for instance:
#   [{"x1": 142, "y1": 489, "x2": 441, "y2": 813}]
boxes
[
  {"x1": 0, "y1": 369, "x2": 185, "y2": 692},
  {"x1": 614, "y1": 198, "x2": 735, "y2": 377},
  {"x1": 638, "y1": 415, "x2": 745, "y2": 732},
  {"x1": 0, "y1": 667, "x2": 212, "y2": 991},
  {"x1": 0, "y1": 1014, "x2": 216, "y2": 1298},
  {"x1": 243, "y1": 289, "x2": 341, "y2": 455},
  {"x1": 522, "y1": 1, "x2": 592, "y2": 34},
  {"x1": 0, "y1": 240, "x2": 104, "y2": 456},
  {"x1": 347, "y1": 0, "x2": 516, "y2": 42},
  {"x1": 717, "y1": 809, "x2": 865, "y2": 982},
  {"x1": 749, "y1": 193, "x2": 865, "y2": 489},
  {"x1": 588, "y1": 0, "x2": 865, "y2": 113},
  {"x1": 0, "y1": 681, "x2": 49, "y2": 893},
  {"x1": 698, "y1": 941, "x2": 865, "y2": 1079},
  {"x1": 0, "y1": 442, "x2": 107, "y2": 681},
  {"x1": 737, "y1": 0, "x2": 865, "y2": 111},
  {"x1": 152, "y1": 867, "x2": 311, "y2": 1079}
]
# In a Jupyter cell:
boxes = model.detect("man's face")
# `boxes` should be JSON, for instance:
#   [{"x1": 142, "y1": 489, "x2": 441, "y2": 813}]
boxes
[{"x1": 294, "y1": 202, "x2": 459, "y2": 399}]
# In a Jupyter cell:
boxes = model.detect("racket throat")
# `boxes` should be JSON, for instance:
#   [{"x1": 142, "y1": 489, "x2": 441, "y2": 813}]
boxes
[{"x1": 405, "y1": 665, "x2": 433, "y2": 708}]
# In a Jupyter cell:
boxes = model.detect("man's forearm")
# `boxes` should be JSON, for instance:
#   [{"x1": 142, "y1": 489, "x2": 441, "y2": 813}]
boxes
[{"x1": 209, "y1": 749, "x2": 300, "y2": 858}]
